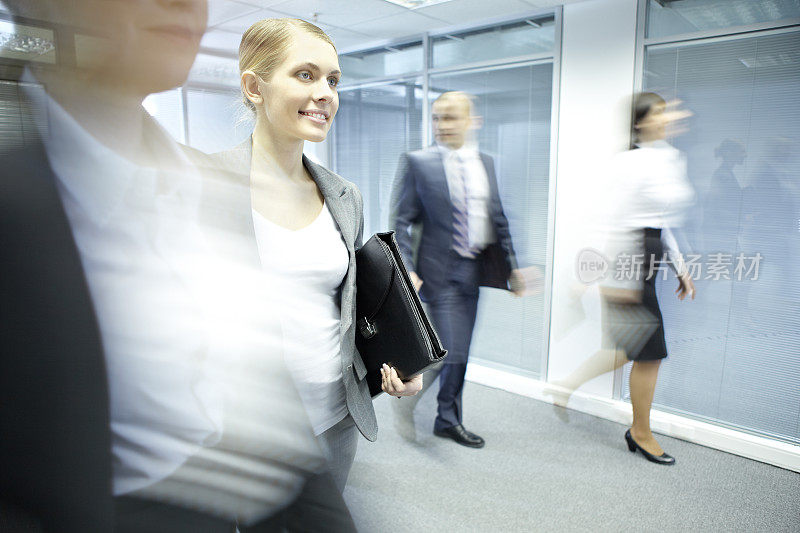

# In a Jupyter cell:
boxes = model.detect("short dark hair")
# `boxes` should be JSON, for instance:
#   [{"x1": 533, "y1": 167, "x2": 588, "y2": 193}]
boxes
[{"x1": 631, "y1": 91, "x2": 666, "y2": 148}]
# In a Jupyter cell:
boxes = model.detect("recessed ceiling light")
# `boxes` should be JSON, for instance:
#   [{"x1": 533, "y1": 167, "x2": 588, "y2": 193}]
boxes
[{"x1": 383, "y1": 0, "x2": 456, "y2": 9}]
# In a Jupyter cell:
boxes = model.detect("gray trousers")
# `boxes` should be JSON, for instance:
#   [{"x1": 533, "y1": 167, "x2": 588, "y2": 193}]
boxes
[{"x1": 316, "y1": 415, "x2": 359, "y2": 492}]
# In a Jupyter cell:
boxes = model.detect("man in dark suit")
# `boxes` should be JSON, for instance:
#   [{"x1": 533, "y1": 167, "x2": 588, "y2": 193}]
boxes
[
  {"x1": 0, "y1": 1, "x2": 354, "y2": 530},
  {"x1": 0, "y1": 144, "x2": 354, "y2": 533},
  {"x1": 392, "y1": 91, "x2": 522, "y2": 448}
]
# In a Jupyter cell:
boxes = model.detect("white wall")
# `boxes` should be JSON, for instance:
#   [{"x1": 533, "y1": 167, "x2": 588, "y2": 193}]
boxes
[{"x1": 546, "y1": 0, "x2": 638, "y2": 394}]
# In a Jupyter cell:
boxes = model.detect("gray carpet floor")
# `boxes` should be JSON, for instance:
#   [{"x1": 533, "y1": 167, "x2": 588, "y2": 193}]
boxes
[{"x1": 343, "y1": 382, "x2": 800, "y2": 533}]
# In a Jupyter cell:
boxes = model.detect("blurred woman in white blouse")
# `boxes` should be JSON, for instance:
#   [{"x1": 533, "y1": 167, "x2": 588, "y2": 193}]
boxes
[{"x1": 547, "y1": 92, "x2": 696, "y2": 465}]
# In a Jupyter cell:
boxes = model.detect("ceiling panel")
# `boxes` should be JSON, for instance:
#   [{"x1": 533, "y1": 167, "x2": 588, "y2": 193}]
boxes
[
  {"x1": 201, "y1": 28, "x2": 243, "y2": 51},
  {"x1": 231, "y1": 0, "x2": 294, "y2": 7},
  {"x1": 429, "y1": 62, "x2": 552, "y2": 95},
  {"x1": 198, "y1": 0, "x2": 576, "y2": 55},
  {"x1": 349, "y1": 10, "x2": 448, "y2": 39},
  {"x1": 207, "y1": 0, "x2": 261, "y2": 26},
  {"x1": 324, "y1": 26, "x2": 375, "y2": 51},
  {"x1": 523, "y1": 0, "x2": 586, "y2": 6},
  {"x1": 216, "y1": 7, "x2": 290, "y2": 33},
  {"x1": 415, "y1": 0, "x2": 536, "y2": 25},
  {"x1": 269, "y1": 0, "x2": 409, "y2": 28}
]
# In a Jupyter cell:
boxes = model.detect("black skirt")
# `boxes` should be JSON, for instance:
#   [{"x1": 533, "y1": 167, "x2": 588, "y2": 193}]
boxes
[{"x1": 602, "y1": 227, "x2": 668, "y2": 361}]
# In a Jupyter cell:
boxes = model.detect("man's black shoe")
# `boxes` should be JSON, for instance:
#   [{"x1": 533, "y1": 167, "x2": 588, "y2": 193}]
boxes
[{"x1": 433, "y1": 424, "x2": 485, "y2": 448}]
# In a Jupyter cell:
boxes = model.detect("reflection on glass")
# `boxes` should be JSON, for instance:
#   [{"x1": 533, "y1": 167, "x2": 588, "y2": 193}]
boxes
[
  {"x1": 431, "y1": 17, "x2": 555, "y2": 69},
  {"x1": 0, "y1": 20, "x2": 56, "y2": 64},
  {"x1": 646, "y1": 0, "x2": 800, "y2": 39},
  {"x1": 339, "y1": 42, "x2": 423, "y2": 82}
]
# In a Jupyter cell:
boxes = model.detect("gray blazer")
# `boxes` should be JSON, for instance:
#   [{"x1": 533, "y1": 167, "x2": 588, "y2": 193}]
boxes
[{"x1": 210, "y1": 138, "x2": 378, "y2": 442}]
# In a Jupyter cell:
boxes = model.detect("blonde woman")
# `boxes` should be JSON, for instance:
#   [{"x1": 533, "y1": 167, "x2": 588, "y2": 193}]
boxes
[{"x1": 214, "y1": 19, "x2": 422, "y2": 490}]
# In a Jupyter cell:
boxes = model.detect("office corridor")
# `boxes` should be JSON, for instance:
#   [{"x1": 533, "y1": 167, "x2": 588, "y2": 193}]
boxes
[{"x1": 346, "y1": 383, "x2": 800, "y2": 532}]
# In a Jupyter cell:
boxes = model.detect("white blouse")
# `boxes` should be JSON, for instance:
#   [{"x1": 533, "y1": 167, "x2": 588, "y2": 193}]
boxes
[
  {"x1": 602, "y1": 140, "x2": 696, "y2": 287},
  {"x1": 252, "y1": 202, "x2": 350, "y2": 435},
  {"x1": 610, "y1": 140, "x2": 695, "y2": 231}
]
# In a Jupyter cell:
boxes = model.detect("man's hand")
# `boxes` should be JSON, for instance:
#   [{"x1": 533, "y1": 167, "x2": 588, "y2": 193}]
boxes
[
  {"x1": 380, "y1": 364, "x2": 423, "y2": 398},
  {"x1": 676, "y1": 272, "x2": 696, "y2": 301},
  {"x1": 409, "y1": 271, "x2": 423, "y2": 292},
  {"x1": 509, "y1": 269, "x2": 526, "y2": 297}
]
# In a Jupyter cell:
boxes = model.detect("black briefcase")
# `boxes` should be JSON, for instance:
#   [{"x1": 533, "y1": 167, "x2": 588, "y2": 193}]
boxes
[{"x1": 355, "y1": 231, "x2": 447, "y2": 397}]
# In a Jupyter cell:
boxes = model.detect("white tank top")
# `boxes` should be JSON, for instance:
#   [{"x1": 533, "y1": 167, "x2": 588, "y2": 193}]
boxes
[{"x1": 252, "y1": 202, "x2": 349, "y2": 435}]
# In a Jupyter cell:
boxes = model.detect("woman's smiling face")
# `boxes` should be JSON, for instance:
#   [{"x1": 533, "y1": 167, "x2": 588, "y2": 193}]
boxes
[{"x1": 259, "y1": 29, "x2": 341, "y2": 144}]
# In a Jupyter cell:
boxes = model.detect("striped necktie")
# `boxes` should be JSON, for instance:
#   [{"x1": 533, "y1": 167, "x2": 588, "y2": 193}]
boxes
[{"x1": 451, "y1": 153, "x2": 476, "y2": 258}]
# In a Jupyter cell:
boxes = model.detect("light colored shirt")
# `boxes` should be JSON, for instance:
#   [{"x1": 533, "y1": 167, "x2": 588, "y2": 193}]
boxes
[
  {"x1": 252, "y1": 203, "x2": 350, "y2": 436},
  {"x1": 39, "y1": 85, "x2": 221, "y2": 496},
  {"x1": 439, "y1": 143, "x2": 494, "y2": 251},
  {"x1": 611, "y1": 140, "x2": 695, "y2": 230},
  {"x1": 602, "y1": 140, "x2": 696, "y2": 286},
  {"x1": 24, "y1": 75, "x2": 325, "y2": 524}
]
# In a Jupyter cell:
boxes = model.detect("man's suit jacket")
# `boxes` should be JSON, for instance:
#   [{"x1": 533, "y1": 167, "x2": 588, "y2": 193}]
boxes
[
  {"x1": 0, "y1": 143, "x2": 115, "y2": 532},
  {"x1": 210, "y1": 138, "x2": 378, "y2": 442},
  {"x1": 393, "y1": 146, "x2": 518, "y2": 301}
]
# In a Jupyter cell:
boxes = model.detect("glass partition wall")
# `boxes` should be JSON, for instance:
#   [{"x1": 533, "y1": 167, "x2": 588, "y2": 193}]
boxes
[
  {"x1": 332, "y1": 79, "x2": 424, "y2": 237},
  {"x1": 330, "y1": 11, "x2": 561, "y2": 378},
  {"x1": 620, "y1": 0, "x2": 800, "y2": 444},
  {"x1": 144, "y1": 51, "x2": 252, "y2": 155}
]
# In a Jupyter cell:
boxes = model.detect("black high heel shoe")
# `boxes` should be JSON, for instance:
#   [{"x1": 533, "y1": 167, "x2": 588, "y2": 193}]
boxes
[{"x1": 625, "y1": 429, "x2": 675, "y2": 465}]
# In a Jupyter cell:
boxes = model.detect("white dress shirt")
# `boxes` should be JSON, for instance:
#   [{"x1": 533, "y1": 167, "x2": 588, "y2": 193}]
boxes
[
  {"x1": 439, "y1": 143, "x2": 495, "y2": 251},
  {"x1": 24, "y1": 77, "x2": 325, "y2": 523},
  {"x1": 252, "y1": 203, "x2": 350, "y2": 436}
]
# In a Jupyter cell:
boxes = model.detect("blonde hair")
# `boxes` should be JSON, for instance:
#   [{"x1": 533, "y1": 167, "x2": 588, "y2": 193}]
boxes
[
  {"x1": 434, "y1": 91, "x2": 475, "y2": 116},
  {"x1": 239, "y1": 18, "x2": 336, "y2": 111}
]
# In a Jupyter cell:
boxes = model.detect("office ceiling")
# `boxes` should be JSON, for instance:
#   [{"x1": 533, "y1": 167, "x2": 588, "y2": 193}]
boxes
[
  {"x1": 202, "y1": 0, "x2": 585, "y2": 54},
  {"x1": 0, "y1": 0, "x2": 582, "y2": 56}
]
